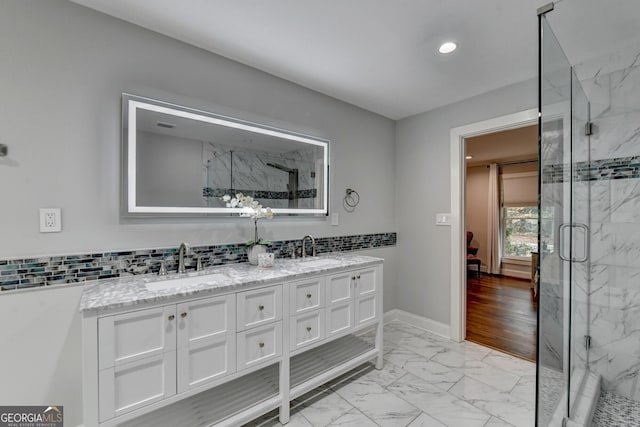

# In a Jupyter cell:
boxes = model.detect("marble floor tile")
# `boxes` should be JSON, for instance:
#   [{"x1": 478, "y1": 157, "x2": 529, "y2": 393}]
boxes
[
  {"x1": 482, "y1": 350, "x2": 537, "y2": 377},
  {"x1": 384, "y1": 347, "x2": 431, "y2": 368},
  {"x1": 291, "y1": 387, "x2": 354, "y2": 426},
  {"x1": 431, "y1": 350, "x2": 521, "y2": 392},
  {"x1": 244, "y1": 320, "x2": 536, "y2": 427},
  {"x1": 325, "y1": 409, "x2": 378, "y2": 427},
  {"x1": 333, "y1": 377, "x2": 421, "y2": 426},
  {"x1": 390, "y1": 334, "x2": 449, "y2": 359},
  {"x1": 400, "y1": 358, "x2": 464, "y2": 391},
  {"x1": 425, "y1": 335, "x2": 493, "y2": 361},
  {"x1": 406, "y1": 412, "x2": 447, "y2": 426},
  {"x1": 244, "y1": 410, "x2": 312, "y2": 427},
  {"x1": 387, "y1": 373, "x2": 493, "y2": 427},
  {"x1": 485, "y1": 416, "x2": 516, "y2": 426},
  {"x1": 510, "y1": 375, "x2": 537, "y2": 404},
  {"x1": 449, "y1": 376, "x2": 535, "y2": 427},
  {"x1": 385, "y1": 320, "x2": 430, "y2": 337},
  {"x1": 328, "y1": 362, "x2": 408, "y2": 389}
]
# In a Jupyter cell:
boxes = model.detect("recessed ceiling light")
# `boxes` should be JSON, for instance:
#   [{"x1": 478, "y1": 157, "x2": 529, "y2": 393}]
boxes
[
  {"x1": 439, "y1": 42, "x2": 457, "y2": 54},
  {"x1": 465, "y1": 155, "x2": 473, "y2": 160}
]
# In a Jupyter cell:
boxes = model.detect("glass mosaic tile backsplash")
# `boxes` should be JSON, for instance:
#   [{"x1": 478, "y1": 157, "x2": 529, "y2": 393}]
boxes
[{"x1": 0, "y1": 232, "x2": 396, "y2": 291}]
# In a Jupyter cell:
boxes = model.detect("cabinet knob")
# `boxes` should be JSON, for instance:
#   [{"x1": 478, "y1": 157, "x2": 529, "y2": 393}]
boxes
[
  {"x1": 306, "y1": 326, "x2": 312, "y2": 332},
  {"x1": 352, "y1": 276, "x2": 356, "y2": 280},
  {"x1": 168, "y1": 314, "x2": 175, "y2": 321},
  {"x1": 181, "y1": 312, "x2": 188, "y2": 318},
  {"x1": 306, "y1": 293, "x2": 312, "y2": 299},
  {"x1": 357, "y1": 275, "x2": 361, "y2": 279},
  {"x1": 258, "y1": 305, "x2": 264, "y2": 311},
  {"x1": 259, "y1": 342, "x2": 265, "y2": 348}
]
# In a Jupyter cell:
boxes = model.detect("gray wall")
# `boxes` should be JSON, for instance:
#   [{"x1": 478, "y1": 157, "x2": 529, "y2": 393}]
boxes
[
  {"x1": 0, "y1": 0, "x2": 396, "y2": 259},
  {"x1": 0, "y1": 2, "x2": 397, "y2": 425},
  {"x1": 395, "y1": 79, "x2": 537, "y2": 326}
]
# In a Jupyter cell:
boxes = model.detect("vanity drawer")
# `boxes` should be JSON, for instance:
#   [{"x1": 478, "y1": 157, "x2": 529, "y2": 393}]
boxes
[
  {"x1": 290, "y1": 277, "x2": 325, "y2": 314},
  {"x1": 237, "y1": 285, "x2": 283, "y2": 331},
  {"x1": 237, "y1": 321, "x2": 282, "y2": 370},
  {"x1": 290, "y1": 310, "x2": 324, "y2": 351}
]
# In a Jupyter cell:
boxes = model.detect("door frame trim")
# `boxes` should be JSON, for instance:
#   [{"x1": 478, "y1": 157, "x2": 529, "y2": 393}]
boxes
[{"x1": 449, "y1": 108, "x2": 538, "y2": 342}]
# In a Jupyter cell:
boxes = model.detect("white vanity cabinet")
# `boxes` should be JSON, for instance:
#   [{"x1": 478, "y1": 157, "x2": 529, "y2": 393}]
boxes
[
  {"x1": 82, "y1": 258, "x2": 383, "y2": 427},
  {"x1": 97, "y1": 306, "x2": 178, "y2": 421},
  {"x1": 325, "y1": 267, "x2": 378, "y2": 338},
  {"x1": 94, "y1": 294, "x2": 236, "y2": 422}
]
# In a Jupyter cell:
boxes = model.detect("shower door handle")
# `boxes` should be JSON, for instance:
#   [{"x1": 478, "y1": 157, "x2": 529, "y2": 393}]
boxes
[{"x1": 558, "y1": 223, "x2": 589, "y2": 263}]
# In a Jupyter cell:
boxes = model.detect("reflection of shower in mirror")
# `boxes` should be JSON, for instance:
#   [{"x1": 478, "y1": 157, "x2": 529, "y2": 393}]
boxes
[{"x1": 267, "y1": 162, "x2": 299, "y2": 209}]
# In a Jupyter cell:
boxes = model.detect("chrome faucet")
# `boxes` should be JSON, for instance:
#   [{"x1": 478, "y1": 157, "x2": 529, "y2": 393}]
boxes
[
  {"x1": 301, "y1": 235, "x2": 316, "y2": 258},
  {"x1": 177, "y1": 242, "x2": 190, "y2": 273}
]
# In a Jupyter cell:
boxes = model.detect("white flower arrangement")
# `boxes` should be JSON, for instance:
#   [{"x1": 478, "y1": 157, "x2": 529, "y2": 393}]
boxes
[
  {"x1": 222, "y1": 193, "x2": 274, "y2": 220},
  {"x1": 222, "y1": 193, "x2": 274, "y2": 247}
]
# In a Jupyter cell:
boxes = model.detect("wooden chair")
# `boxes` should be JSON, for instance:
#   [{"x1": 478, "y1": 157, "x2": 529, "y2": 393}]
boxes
[{"x1": 466, "y1": 231, "x2": 481, "y2": 279}]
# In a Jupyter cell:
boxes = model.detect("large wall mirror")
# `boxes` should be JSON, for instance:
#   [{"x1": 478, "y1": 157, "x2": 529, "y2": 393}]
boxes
[{"x1": 122, "y1": 94, "x2": 329, "y2": 216}]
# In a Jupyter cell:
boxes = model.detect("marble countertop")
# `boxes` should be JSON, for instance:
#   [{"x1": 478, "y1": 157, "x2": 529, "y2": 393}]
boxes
[{"x1": 80, "y1": 253, "x2": 383, "y2": 313}]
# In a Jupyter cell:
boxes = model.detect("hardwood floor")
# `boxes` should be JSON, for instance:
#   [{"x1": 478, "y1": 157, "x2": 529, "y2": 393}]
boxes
[{"x1": 466, "y1": 273, "x2": 538, "y2": 362}]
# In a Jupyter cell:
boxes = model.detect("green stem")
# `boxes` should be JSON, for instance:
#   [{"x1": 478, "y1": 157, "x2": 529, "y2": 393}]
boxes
[{"x1": 254, "y1": 218, "x2": 259, "y2": 244}]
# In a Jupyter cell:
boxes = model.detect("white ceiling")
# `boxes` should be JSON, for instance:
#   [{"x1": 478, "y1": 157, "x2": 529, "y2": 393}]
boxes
[{"x1": 70, "y1": 0, "x2": 640, "y2": 120}]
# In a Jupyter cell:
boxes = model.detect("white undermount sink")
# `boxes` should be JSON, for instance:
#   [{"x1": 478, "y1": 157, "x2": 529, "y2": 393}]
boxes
[
  {"x1": 145, "y1": 273, "x2": 228, "y2": 292},
  {"x1": 299, "y1": 258, "x2": 342, "y2": 268}
]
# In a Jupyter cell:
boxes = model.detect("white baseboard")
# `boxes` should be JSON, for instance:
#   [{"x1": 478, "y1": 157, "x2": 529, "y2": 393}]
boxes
[
  {"x1": 384, "y1": 309, "x2": 450, "y2": 339},
  {"x1": 500, "y1": 268, "x2": 531, "y2": 280}
]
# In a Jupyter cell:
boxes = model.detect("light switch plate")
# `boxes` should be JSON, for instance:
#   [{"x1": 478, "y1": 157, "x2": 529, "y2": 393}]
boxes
[
  {"x1": 435, "y1": 213, "x2": 451, "y2": 226},
  {"x1": 40, "y1": 208, "x2": 62, "y2": 233}
]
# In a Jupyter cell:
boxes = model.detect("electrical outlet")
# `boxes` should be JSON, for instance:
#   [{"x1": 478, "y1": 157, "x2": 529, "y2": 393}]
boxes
[
  {"x1": 331, "y1": 212, "x2": 339, "y2": 226},
  {"x1": 40, "y1": 208, "x2": 61, "y2": 233}
]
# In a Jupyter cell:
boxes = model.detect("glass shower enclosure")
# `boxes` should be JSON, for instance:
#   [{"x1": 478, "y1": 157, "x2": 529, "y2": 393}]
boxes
[
  {"x1": 537, "y1": 13, "x2": 593, "y2": 426},
  {"x1": 537, "y1": 3, "x2": 640, "y2": 425}
]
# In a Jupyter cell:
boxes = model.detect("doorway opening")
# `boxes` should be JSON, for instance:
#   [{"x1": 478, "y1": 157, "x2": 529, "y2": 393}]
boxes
[
  {"x1": 449, "y1": 108, "x2": 538, "y2": 350},
  {"x1": 464, "y1": 125, "x2": 539, "y2": 361}
]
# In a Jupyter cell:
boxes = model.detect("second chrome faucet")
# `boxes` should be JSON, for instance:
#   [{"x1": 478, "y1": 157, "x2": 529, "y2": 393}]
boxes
[
  {"x1": 301, "y1": 235, "x2": 316, "y2": 258},
  {"x1": 178, "y1": 242, "x2": 190, "y2": 273}
]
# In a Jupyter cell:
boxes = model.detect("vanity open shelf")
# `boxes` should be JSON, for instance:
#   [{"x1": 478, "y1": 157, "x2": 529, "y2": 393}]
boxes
[
  {"x1": 81, "y1": 254, "x2": 383, "y2": 426},
  {"x1": 119, "y1": 364, "x2": 280, "y2": 427}
]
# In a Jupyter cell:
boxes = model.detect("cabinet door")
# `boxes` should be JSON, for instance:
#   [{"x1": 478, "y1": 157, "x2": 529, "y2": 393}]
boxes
[
  {"x1": 176, "y1": 295, "x2": 236, "y2": 393},
  {"x1": 325, "y1": 272, "x2": 355, "y2": 337},
  {"x1": 326, "y1": 272, "x2": 353, "y2": 305},
  {"x1": 355, "y1": 268, "x2": 376, "y2": 297},
  {"x1": 99, "y1": 305, "x2": 176, "y2": 369},
  {"x1": 99, "y1": 352, "x2": 176, "y2": 422},
  {"x1": 354, "y1": 268, "x2": 378, "y2": 326}
]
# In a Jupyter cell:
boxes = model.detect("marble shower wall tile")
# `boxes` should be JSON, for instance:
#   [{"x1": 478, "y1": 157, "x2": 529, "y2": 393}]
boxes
[
  {"x1": 589, "y1": 110, "x2": 640, "y2": 161},
  {"x1": 572, "y1": 45, "x2": 640, "y2": 402},
  {"x1": 610, "y1": 177, "x2": 640, "y2": 224}
]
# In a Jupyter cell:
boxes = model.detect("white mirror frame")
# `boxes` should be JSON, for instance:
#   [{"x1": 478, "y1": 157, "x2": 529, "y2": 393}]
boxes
[{"x1": 123, "y1": 94, "x2": 330, "y2": 216}]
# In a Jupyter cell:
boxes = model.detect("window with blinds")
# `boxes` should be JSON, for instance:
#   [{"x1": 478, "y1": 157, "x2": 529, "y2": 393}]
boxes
[{"x1": 500, "y1": 171, "x2": 538, "y2": 257}]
